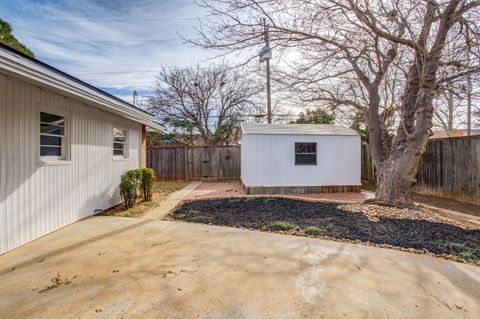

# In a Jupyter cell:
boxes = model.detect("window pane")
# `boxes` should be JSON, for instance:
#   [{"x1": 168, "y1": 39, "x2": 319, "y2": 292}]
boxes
[
  {"x1": 295, "y1": 143, "x2": 317, "y2": 165},
  {"x1": 295, "y1": 154, "x2": 316, "y2": 165},
  {"x1": 296, "y1": 142, "x2": 316, "y2": 154},
  {"x1": 41, "y1": 112, "x2": 64, "y2": 126},
  {"x1": 113, "y1": 149, "x2": 125, "y2": 156},
  {"x1": 113, "y1": 128, "x2": 126, "y2": 157},
  {"x1": 40, "y1": 146, "x2": 61, "y2": 156},
  {"x1": 113, "y1": 128, "x2": 126, "y2": 140},
  {"x1": 295, "y1": 143, "x2": 306, "y2": 153},
  {"x1": 40, "y1": 135, "x2": 62, "y2": 146},
  {"x1": 305, "y1": 143, "x2": 316, "y2": 153},
  {"x1": 113, "y1": 142, "x2": 125, "y2": 149},
  {"x1": 41, "y1": 123, "x2": 64, "y2": 136}
]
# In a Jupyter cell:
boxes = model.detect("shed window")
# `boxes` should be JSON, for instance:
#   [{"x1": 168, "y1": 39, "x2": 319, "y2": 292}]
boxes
[
  {"x1": 40, "y1": 112, "x2": 66, "y2": 159},
  {"x1": 295, "y1": 142, "x2": 317, "y2": 165},
  {"x1": 113, "y1": 128, "x2": 127, "y2": 158}
]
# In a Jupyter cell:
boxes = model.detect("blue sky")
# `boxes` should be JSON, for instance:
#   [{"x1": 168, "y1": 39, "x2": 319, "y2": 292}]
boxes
[{"x1": 0, "y1": 0, "x2": 214, "y2": 103}]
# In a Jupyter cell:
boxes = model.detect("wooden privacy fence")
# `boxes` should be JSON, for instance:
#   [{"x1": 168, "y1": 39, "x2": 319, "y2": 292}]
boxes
[
  {"x1": 362, "y1": 136, "x2": 480, "y2": 205},
  {"x1": 147, "y1": 146, "x2": 241, "y2": 181},
  {"x1": 416, "y1": 136, "x2": 480, "y2": 204},
  {"x1": 150, "y1": 139, "x2": 479, "y2": 204},
  {"x1": 361, "y1": 144, "x2": 376, "y2": 182}
]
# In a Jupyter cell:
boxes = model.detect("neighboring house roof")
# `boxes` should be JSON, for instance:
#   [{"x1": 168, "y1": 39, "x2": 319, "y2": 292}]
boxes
[
  {"x1": 0, "y1": 43, "x2": 164, "y2": 132},
  {"x1": 241, "y1": 124, "x2": 359, "y2": 136},
  {"x1": 146, "y1": 128, "x2": 190, "y2": 146},
  {"x1": 430, "y1": 129, "x2": 480, "y2": 139}
]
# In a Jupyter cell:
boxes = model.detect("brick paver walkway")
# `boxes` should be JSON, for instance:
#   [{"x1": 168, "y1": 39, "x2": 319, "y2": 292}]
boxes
[
  {"x1": 187, "y1": 182, "x2": 246, "y2": 199},
  {"x1": 185, "y1": 181, "x2": 372, "y2": 202}
]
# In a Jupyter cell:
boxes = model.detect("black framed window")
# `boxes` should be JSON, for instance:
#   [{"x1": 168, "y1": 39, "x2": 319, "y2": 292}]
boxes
[{"x1": 295, "y1": 142, "x2": 317, "y2": 165}]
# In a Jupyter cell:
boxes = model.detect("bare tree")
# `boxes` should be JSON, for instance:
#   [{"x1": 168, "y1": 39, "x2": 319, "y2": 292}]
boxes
[
  {"x1": 189, "y1": 0, "x2": 480, "y2": 207},
  {"x1": 148, "y1": 64, "x2": 261, "y2": 145},
  {"x1": 433, "y1": 83, "x2": 466, "y2": 134}
]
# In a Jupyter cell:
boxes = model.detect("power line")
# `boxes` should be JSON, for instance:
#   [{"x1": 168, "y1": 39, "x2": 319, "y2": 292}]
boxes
[
  {"x1": 73, "y1": 70, "x2": 160, "y2": 75},
  {"x1": 40, "y1": 38, "x2": 181, "y2": 45},
  {"x1": 11, "y1": 17, "x2": 204, "y2": 24},
  {"x1": 41, "y1": 58, "x2": 220, "y2": 68}
]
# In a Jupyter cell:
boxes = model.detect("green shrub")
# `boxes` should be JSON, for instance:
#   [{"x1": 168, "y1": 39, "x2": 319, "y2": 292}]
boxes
[
  {"x1": 171, "y1": 210, "x2": 206, "y2": 221},
  {"x1": 140, "y1": 168, "x2": 156, "y2": 201},
  {"x1": 304, "y1": 226, "x2": 323, "y2": 237},
  {"x1": 119, "y1": 169, "x2": 142, "y2": 209},
  {"x1": 270, "y1": 221, "x2": 297, "y2": 231},
  {"x1": 190, "y1": 215, "x2": 212, "y2": 223},
  {"x1": 435, "y1": 241, "x2": 480, "y2": 261}
]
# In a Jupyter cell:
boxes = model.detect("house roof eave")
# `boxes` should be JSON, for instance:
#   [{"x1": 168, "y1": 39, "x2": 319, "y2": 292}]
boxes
[{"x1": 0, "y1": 43, "x2": 164, "y2": 132}]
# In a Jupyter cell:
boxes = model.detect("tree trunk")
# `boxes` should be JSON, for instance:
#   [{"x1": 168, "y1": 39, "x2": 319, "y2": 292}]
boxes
[{"x1": 375, "y1": 152, "x2": 422, "y2": 208}]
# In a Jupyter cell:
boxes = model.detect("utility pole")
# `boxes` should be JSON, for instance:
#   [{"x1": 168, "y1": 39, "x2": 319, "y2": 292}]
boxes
[
  {"x1": 466, "y1": 31, "x2": 472, "y2": 136},
  {"x1": 133, "y1": 90, "x2": 138, "y2": 106},
  {"x1": 466, "y1": 51, "x2": 472, "y2": 136},
  {"x1": 260, "y1": 18, "x2": 272, "y2": 124},
  {"x1": 447, "y1": 89, "x2": 454, "y2": 134}
]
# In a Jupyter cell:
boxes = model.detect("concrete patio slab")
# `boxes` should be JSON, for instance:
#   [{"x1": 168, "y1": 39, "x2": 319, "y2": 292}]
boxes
[
  {"x1": 143, "y1": 181, "x2": 202, "y2": 219},
  {"x1": 0, "y1": 216, "x2": 479, "y2": 319}
]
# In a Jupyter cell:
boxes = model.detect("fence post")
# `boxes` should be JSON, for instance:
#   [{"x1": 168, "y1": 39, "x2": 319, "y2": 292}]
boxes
[{"x1": 184, "y1": 146, "x2": 189, "y2": 181}]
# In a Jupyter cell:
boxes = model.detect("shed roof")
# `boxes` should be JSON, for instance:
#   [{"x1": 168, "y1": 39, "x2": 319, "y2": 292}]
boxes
[{"x1": 241, "y1": 124, "x2": 359, "y2": 136}]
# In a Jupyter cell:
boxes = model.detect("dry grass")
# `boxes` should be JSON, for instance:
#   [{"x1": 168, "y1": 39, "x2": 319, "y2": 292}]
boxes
[{"x1": 100, "y1": 180, "x2": 188, "y2": 218}]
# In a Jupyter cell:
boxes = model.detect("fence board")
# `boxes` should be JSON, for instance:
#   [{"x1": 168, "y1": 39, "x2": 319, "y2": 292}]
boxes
[
  {"x1": 362, "y1": 136, "x2": 480, "y2": 205},
  {"x1": 147, "y1": 146, "x2": 240, "y2": 181},
  {"x1": 150, "y1": 138, "x2": 479, "y2": 205}
]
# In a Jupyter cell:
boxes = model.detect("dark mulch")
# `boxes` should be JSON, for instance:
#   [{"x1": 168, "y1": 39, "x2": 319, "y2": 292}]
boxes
[{"x1": 169, "y1": 197, "x2": 480, "y2": 263}]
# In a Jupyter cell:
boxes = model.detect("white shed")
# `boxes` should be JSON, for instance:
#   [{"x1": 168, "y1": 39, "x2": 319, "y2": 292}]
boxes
[
  {"x1": 0, "y1": 43, "x2": 163, "y2": 254},
  {"x1": 240, "y1": 124, "x2": 361, "y2": 194}
]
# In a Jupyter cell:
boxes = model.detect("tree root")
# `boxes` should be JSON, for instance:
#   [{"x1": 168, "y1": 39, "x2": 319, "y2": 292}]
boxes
[{"x1": 364, "y1": 198, "x2": 418, "y2": 210}]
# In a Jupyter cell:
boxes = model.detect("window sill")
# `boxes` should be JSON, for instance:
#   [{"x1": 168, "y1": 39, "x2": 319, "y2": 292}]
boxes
[
  {"x1": 113, "y1": 157, "x2": 130, "y2": 162},
  {"x1": 39, "y1": 160, "x2": 72, "y2": 166}
]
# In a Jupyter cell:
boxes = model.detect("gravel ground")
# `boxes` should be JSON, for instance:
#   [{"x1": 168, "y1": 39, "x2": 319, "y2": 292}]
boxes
[{"x1": 169, "y1": 197, "x2": 480, "y2": 264}]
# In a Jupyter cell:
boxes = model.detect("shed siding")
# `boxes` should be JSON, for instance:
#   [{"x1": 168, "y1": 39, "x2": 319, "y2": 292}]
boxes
[
  {"x1": 241, "y1": 134, "x2": 360, "y2": 187},
  {"x1": 0, "y1": 74, "x2": 141, "y2": 254}
]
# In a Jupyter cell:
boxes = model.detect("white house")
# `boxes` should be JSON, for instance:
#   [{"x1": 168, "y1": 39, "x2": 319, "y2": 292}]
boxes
[
  {"x1": 0, "y1": 44, "x2": 163, "y2": 254},
  {"x1": 240, "y1": 124, "x2": 361, "y2": 194}
]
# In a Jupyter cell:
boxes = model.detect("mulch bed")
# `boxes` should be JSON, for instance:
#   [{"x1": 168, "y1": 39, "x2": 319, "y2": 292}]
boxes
[{"x1": 168, "y1": 197, "x2": 480, "y2": 265}]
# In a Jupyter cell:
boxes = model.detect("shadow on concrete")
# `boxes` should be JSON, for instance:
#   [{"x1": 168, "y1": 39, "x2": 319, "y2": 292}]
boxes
[{"x1": 0, "y1": 218, "x2": 152, "y2": 276}]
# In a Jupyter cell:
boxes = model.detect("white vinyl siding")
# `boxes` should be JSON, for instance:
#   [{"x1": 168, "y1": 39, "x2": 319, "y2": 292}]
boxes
[
  {"x1": 241, "y1": 134, "x2": 361, "y2": 187},
  {"x1": 0, "y1": 74, "x2": 142, "y2": 254}
]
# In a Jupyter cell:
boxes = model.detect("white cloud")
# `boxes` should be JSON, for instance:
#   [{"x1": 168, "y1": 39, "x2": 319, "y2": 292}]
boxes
[{"x1": 1, "y1": 0, "x2": 216, "y2": 98}]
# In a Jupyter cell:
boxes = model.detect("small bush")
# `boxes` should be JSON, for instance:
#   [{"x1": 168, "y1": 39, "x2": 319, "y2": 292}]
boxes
[
  {"x1": 270, "y1": 221, "x2": 297, "y2": 231},
  {"x1": 190, "y1": 215, "x2": 212, "y2": 223},
  {"x1": 172, "y1": 210, "x2": 199, "y2": 220},
  {"x1": 119, "y1": 169, "x2": 142, "y2": 209},
  {"x1": 264, "y1": 198, "x2": 276, "y2": 202},
  {"x1": 436, "y1": 241, "x2": 480, "y2": 261},
  {"x1": 304, "y1": 226, "x2": 323, "y2": 237},
  {"x1": 140, "y1": 168, "x2": 156, "y2": 201}
]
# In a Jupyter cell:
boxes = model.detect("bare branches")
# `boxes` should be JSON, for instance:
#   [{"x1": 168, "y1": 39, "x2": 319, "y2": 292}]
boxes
[
  {"x1": 346, "y1": 0, "x2": 419, "y2": 50},
  {"x1": 147, "y1": 64, "x2": 261, "y2": 145}
]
